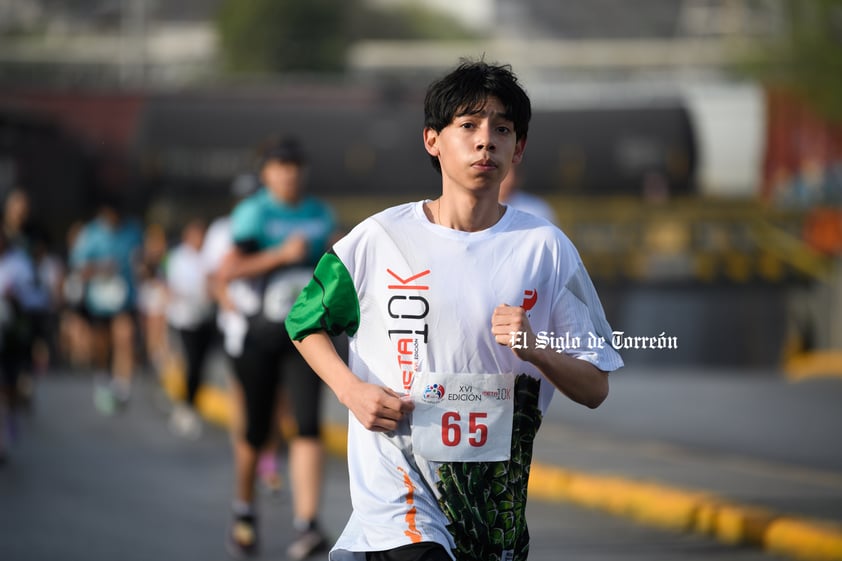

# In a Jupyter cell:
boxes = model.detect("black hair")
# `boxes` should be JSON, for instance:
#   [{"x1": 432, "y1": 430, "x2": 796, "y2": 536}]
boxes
[
  {"x1": 424, "y1": 59, "x2": 532, "y2": 173},
  {"x1": 259, "y1": 136, "x2": 307, "y2": 169}
]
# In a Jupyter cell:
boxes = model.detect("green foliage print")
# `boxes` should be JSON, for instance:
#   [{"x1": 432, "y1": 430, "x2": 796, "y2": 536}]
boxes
[{"x1": 435, "y1": 374, "x2": 542, "y2": 561}]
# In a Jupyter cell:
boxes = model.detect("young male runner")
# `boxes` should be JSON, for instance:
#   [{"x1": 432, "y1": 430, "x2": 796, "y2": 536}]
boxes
[{"x1": 286, "y1": 60, "x2": 624, "y2": 561}]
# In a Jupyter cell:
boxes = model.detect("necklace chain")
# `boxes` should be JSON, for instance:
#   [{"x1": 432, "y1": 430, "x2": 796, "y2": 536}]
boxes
[{"x1": 434, "y1": 199, "x2": 503, "y2": 228}]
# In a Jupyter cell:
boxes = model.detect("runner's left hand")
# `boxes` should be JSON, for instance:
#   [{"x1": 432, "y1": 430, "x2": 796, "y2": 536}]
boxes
[{"x1": 491, "y1": 304, "x2": 535, "y2": 361}]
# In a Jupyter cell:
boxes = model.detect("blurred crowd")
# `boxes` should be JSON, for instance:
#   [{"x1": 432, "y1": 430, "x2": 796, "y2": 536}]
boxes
[
  {"x1": 0, "y1": 175, "x2": 254, "y2": 449},
  {"x1": 0, "y1": 134, "x2": 339, "y2": 560},
  {"x1": 0, "y1": 188, "x2": 169, "y2": 448},
  {"x1": 1, "y1": 188, "x2": 64, "y2": 462}
]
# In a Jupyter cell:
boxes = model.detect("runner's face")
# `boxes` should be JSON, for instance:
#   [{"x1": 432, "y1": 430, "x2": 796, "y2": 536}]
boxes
[
  {"x1": 424, "y1": 96, "x2": 525, "y2": 195},
  {"x1": 262, "y1": 160, "x2": 303, "y2": 203}
]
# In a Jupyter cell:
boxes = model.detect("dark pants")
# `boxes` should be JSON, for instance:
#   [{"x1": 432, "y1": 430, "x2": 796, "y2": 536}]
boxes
[
  {"x1": 177, "y1": 320, "x2": 216, "y2": 407},
  {"x1": 232, "y1": 317, "x2": 322, "y2": 450}
]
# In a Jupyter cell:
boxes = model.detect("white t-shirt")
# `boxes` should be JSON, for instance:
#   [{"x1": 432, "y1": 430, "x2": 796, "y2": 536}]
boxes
[
  {"x1": 200, "y1": 216, "x2": 231, "y2": 275},
  {"x1": 286, "y1": 201, "x2": 623, "y2": 561},
  {"x1": 200, "y1": 216, "x2": 258, "y2": 356},
  {"x1": 165, "y1": 243, "x2": 213, "y2": 330}
]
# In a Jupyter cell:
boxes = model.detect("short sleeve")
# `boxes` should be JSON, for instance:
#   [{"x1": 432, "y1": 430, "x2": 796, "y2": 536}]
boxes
[
  {"x1": 551, "y1": 259, "x2": 624, "y2": 372},
  {"x1": 230, "y1": 197, "x2": 262, "y2": 246},
  {"x1": 285, "y1": 250, "x2": 360, "y2": 340}
]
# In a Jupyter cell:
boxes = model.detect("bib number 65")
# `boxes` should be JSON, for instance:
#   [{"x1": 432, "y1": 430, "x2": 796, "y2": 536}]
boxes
[
  {"x1": 442, "y1": 411, "x2": 488, "y2": 447},
  {"x1": 410, "y1": 371, "x2": 514, "y2": 462}
]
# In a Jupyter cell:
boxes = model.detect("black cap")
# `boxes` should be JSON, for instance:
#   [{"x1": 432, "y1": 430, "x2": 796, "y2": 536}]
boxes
[{"x1": 259, "y1": 136, "x2": 307, "y2": 168}]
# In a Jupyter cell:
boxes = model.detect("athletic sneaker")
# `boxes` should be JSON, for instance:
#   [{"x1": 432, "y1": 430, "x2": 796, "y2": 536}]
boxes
[
  {"x1": 169, "y1": 404, "x2": 203, "y2": 439},
  {"x1": 110, "y1": 378, "x2": 132, "y2": 410},
  {"x1": 286, "y1": 525, "x2": 328, "y2": 560},
  {"x1": 93, "y1": 377, "x2": 117, "y2": 416},
  {"x1": 227, "y1": 513, "x2": 258, "y2": 558}
]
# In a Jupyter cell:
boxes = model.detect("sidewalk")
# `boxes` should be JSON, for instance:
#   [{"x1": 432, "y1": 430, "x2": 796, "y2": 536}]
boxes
[{"x1": 162, "y1": 349, "x2": 842, "y2": 561}]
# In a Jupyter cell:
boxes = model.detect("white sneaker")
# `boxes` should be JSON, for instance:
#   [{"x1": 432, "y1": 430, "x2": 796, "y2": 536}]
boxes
[{"x1": 169, "y1": 404, "x2": 203, "y2": 439}]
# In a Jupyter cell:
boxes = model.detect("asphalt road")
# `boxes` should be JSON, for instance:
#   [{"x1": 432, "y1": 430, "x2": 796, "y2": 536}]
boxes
[{"x1": 547, "y1": 366, "x2": 842, "y2": 472}]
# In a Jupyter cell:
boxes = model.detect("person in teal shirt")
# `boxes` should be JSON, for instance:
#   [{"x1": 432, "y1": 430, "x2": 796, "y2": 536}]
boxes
[
  {"x1": 70, "y1": 202, "x2": 143, "y2": 318},
  {"x1": 69, "y1": 199, "x2": 143, "y2": 414},
  {"x1": 216, "y1": 137, "x2": 337, "y2": 560}
]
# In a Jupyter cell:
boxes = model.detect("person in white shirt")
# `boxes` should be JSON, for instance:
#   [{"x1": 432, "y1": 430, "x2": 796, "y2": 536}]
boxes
[
  {"x1": 285, "y1": 60, "x2": 623, "y2": 561},
  {"x1": 201, "y1": 172, "x2": 296, "y2": 545},
  {"x1": 165, "y1": 219, "x2": 215, "y2": 438}
]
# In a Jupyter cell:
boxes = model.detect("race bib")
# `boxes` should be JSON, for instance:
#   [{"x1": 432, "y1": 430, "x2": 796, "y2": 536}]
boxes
[
  {"x1": 263, "y1": 267, "x2": 313, "y2": 322},
  {"x1": 410, "y1": 371, "x2": 515, "y2": 462},
  {"x1": 86, "y1": 274, "x2": 129, "y2": 315},
  {"x1": 63, "y1": 272, "x2": 85, "y2": 306}
]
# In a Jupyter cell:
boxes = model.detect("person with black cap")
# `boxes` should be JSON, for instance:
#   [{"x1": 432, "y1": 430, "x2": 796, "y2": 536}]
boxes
[
  {"x1": 202, "y1": 172, "x2": 286, "y2": 487},
  {"x1": 215, "y1": 136, "x2": 337, "y2": 559}
]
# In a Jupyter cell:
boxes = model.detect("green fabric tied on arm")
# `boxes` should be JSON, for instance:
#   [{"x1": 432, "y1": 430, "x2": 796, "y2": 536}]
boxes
[{"x1": 285, "y1": 251, "x2": 360, "y2": 340}]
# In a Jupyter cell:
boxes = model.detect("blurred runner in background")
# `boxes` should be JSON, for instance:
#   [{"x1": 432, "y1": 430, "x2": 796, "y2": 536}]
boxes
[
  {"x1": 0, "y1": 228, "x2": 48, "y2": 464},
  {"x1": 25, "y1": 229, "x2": 64, "y2": 398},
  {"x1": 203, "y1": 174, "x2": 287, "y2": 498},
  {"x1": 137, "y1": 223, "x2": 170, "y2": 374},
  {"x1": 165, "y1": 218, "x2": 215, "y2": 439},
  {"x1": 69, "y1": 197, "x2": 143, "y2": 415},
  {"x1": 59, "y1": 220, "x2": 92, "y2": 371},
  {"x1": 2, "y1": 188, "x2": 35, "y2": 251},
  {"x1": 216, "y1": 137, "x2": 336, "y2": 559}
]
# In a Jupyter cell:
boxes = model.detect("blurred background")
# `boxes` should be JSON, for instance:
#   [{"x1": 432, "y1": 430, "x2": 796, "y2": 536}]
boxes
[{"x1": 1, "y1": 0, "x2": 841, "y2": 371}]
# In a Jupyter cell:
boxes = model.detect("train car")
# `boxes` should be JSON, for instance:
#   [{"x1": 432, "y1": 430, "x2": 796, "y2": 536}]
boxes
[
  {"x1": 2, "y1": 80, "x2": 763, "y2": 212},
  {"x1": 133, "y1": 83, "x2": 701, "y2": 202}
]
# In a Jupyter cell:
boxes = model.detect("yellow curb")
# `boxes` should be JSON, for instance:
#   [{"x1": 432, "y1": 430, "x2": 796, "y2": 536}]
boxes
[
  {"x1": 321, "y1": 420, "x2": 349, "y2": 457},
  {"x1": 528, "y1": 464, "x2": 709, "y2": 532},
  {"x1": 161, "y1": 366, "x2": 842, "y2": 561},
  {"x1": 785, "y1": 352, "x2": 842, "y2": 382},
  {"x1": 528, "y1": 463, "x2": 842, "y2": 561},
  {"x1": 160, "y1": 358, "x2": 233, "y2": 427},
  {"x1": 711, "y1": 502, "x2": 778, "y2": 545},
  {"x1": 767, "y1": 518, "x2": 842, "y2": 561}
]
